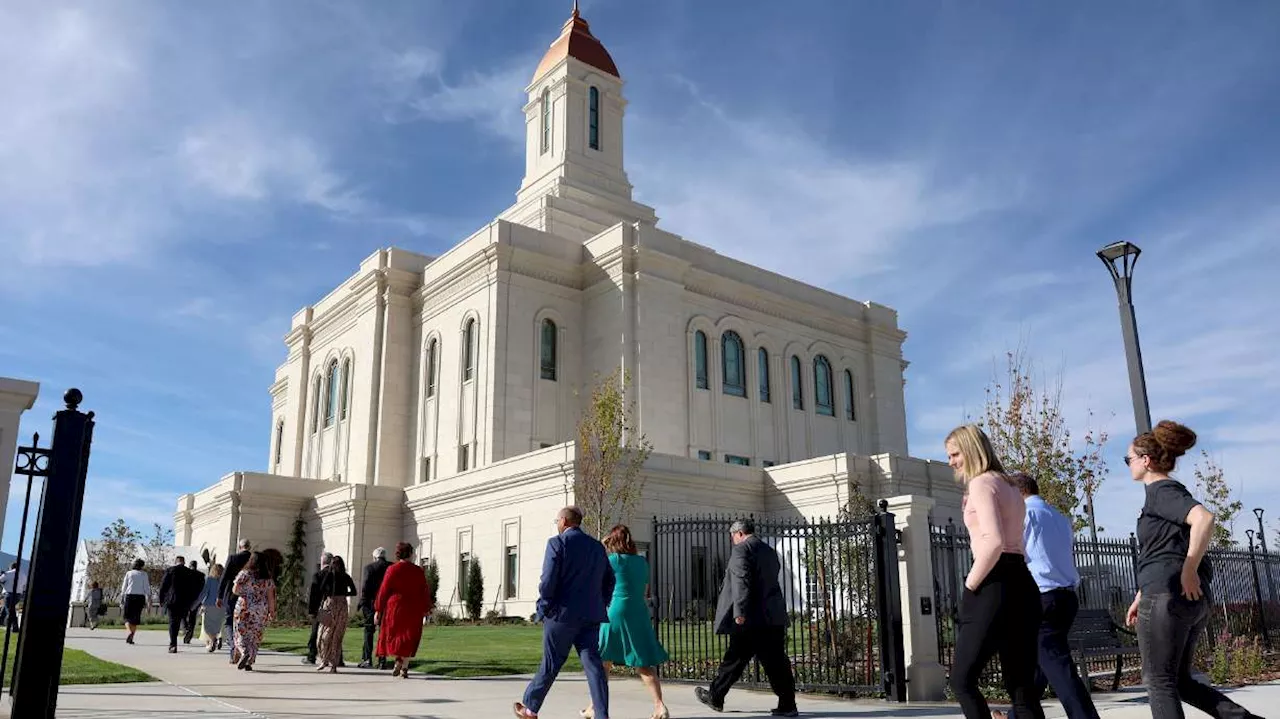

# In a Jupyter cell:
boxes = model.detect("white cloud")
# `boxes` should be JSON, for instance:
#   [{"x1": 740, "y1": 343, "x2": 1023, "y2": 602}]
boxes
[{"x1": 379, "y1": 49, "x2": 532, "y2": 143}]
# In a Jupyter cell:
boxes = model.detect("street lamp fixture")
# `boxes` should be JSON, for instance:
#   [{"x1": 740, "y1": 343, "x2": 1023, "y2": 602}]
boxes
[{"x1": 1097, "y1": 241, "x2": 1152, "y2": 435}]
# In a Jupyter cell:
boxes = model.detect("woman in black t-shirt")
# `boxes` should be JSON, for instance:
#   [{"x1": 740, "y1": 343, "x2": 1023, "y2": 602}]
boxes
[{"x1": 1123, "y1": 420, "x2": 1260, "y2": 719}]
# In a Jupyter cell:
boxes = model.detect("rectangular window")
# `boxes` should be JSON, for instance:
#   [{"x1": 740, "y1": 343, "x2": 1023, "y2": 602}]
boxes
[
  {"x1": 420, "y1": 457, "x2": 431, "y2": 483},
  {"x1": 539, "y1": 442, "x2": 552, "y2": 449},
  {"x1": 725, "y1": 455, "x2": 750, "y2": 466},
  {"x1": 762, "y1": 460, "x2": 775, "y2": 467},
  {"x1": 636, "y1": 541, "x2": 650, "y2": 562},
  {"x1": 697, "y1": 450, "x2": 712, "y2": 461},
  {"x1": 458, "y1": 445, "x2": 470, "y2": 472},
  {"x1": 505, "y1": 545, "x2": 518, "y2": 599},
  {"x1": 459, "y1": 551, "x2": 471, "y2": 601},
  {"x1": 691, "y1": 546, "x2": 708, "y2": 600}
]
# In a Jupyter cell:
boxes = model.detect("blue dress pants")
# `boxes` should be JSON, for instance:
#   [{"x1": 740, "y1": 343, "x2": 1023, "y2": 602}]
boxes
[{"x1": 523, "y1": 618, "x2": 609, "y2": 718}]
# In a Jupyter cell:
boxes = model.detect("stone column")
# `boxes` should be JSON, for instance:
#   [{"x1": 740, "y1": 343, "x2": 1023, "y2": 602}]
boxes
[
  {"x1": 885, "y1": 494, "x2": 946, "y2": 701},
  {"x1": 0, "y1": 377, "x2": 40, "y2": 542}
]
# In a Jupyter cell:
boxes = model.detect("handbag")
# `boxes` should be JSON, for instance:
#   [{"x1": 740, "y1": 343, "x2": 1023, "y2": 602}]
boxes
[{"x1": 96, "y1": 604, "x2": 108, "y2": 616}]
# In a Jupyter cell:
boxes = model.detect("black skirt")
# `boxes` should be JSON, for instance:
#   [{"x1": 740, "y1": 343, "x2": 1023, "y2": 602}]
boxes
[{"x1": 122, "y1": 594, "x2": 147, "y2": 625}]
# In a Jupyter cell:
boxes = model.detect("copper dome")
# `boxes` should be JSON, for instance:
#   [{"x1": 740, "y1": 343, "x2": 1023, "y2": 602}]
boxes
[{"x1": 532, "y1": 4, "x2": 620, "y2": 83}]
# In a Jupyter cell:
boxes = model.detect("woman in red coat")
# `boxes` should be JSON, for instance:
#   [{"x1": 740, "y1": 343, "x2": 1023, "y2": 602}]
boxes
[{"x1": 374, "y1": 542, "x2": 432, "y2": 678}]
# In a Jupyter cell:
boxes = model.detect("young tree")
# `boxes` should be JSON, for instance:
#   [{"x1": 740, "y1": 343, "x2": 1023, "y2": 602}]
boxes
[
  {"x1": 1192, "y1": 451, "x2": 1242, "y2": 549},
  {"x1": 423, "y1": 557, "x2": 440, "y2": 608},
  {"x1": 575, "y1": 366, "x2": 654, "y2": 537},
  {"x1": 277, "y1": 513, "x2": 308, "y2": 621},
  {"x1": 139, "y1": 523, "x2": 175, "y2": 603},
  {"x1": 86, "y1": 519, "x2": 141, "y2": 603},
  {"x1": 979, "y1": 349, "x2": 1110, "y2": 532},
  {"x1": 465, "y1": 559, "x2": 484, "y2": 622}
]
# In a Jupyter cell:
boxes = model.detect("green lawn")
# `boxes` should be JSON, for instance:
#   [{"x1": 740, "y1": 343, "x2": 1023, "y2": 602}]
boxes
[
  {"x1": 3, "y1": 646, "x2": 154, "y2": 685},
  {"x1": 261, "y1": 624, "x2": 581, "y2": 677}
]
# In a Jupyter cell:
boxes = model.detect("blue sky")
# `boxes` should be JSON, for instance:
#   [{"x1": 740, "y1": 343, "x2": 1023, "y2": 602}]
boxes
[{"x1": 2, "y1": 0, "x2": 1278, "y2": 549}]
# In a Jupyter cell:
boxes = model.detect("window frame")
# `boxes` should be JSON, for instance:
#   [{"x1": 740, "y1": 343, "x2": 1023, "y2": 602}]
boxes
[
  {"x1": 758, "y1": 347, "x2": 771, "y2": 403},
  {"x1": 588, "y1": 86, "x2": 600, "y2": 151},
  {"x1": 694, "y1": 331, "x2": 709, "y2": 389},
  {"x1": 844, "y1": 369, "x2": 857, "y2": 421},
  {"x1": 463, "y1": 319, "x2": 476, "y2": 382},
  {"x1": 324, "y1": 360, "x2": 340, "y2": 427},
  {"x1": 725, "y1": 454, "x2": 750, "y2": 466},
  {"x1": 790, "y1": 355, "x2": 804, "y2": 410},
  {"x1": 814, "y1": 355, "x2": 835, "y2": 416},
  {"x1": 540, "y1": 319, "x2": 557, "y2": 381},
  {"x1": 540, "y1": 88, "x2": 551, "y2": 154},
  {"x1": 426, "y1": 338, "x2": 438, "y2": 398},
  {"x1": 721, "y1": 331, "x2": 746, "y2": 397},
  {"x1": 339, "y1": 358, "x2": 351, "y2": 421}
]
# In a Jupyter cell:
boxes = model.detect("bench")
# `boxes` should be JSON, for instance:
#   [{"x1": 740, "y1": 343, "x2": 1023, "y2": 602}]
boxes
[{"x1": 1069, "y1": 608, "x2": 1142, "y2": 693}]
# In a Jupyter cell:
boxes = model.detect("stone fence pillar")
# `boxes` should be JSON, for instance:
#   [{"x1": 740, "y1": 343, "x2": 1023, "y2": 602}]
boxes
[{"x1": 885, "y1": 494, "x2": 946, "y2": 701}]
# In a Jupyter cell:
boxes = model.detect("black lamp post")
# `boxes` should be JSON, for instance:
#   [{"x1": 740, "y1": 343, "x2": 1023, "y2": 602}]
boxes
[
  {"x1": 1255, "y1": 508, "x2": 1274, "y2": 602},
  {"x1": 1097, "y1": 241, "x2": 1152, "y2": 436}
]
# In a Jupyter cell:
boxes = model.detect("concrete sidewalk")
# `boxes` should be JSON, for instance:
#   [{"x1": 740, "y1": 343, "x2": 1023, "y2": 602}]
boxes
[{"x1": 0, "y1": 628, "x2": 1273, "y2": 718}]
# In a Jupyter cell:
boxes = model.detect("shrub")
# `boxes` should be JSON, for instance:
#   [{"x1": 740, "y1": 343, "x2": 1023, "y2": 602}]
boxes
[
  {"x1": 431, "y1": 608, "x2": 457, "y2": 626},
  {"x1": 466, "y1": 560, "x2": 484, "y2": 621},
  {"x1": 423, "y1": 557, "x2": 440, "y2": 608}
]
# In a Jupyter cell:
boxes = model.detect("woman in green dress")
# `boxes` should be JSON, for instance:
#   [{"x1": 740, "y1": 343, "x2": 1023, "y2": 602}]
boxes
[{"x1": 583, "y1": 524, "x2": 670, "y2": 719}]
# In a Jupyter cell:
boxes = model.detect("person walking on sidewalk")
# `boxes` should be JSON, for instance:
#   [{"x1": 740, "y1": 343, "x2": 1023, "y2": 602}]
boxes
[
  {"x1": 159, "y1": 555, "x2": 203, "y2": 653},
  {"x1": 945, "y1": 424, "x2": 1045, "y2": 719},
  {"x1": 231, "y1": 551, "x2": 276, "y2": 671},
  {"x1": 218, "y1": 538, "x2": 252, "y2": 663},
  {"x1": 374, "y1": 542, "x2": 432, "y2": 679},
  {"x1": 198, "y1": 564, "x2": 227, "y2": 653},
  {"x1": 1124, "y1": 421, "x2": 1263, "y2": 719},
  {"x1": 316, "y1": 555, "x2": 358, "y2": 673},
  {"x1": 358, "y1": 547, "x2": 392, "y2": 669},
  {"x1": 694, "y1": 518, "x2": 798, "y2": 717},
  {"x1": 303, "y1": 552, "x2": 333, "y2": 665},
  {"x1": 86, "y1": 581, "x2": 105, "y2": 630},
  {"x1": 120, "y1": 559, "x2": 150, "y2": 645},
  {"x1": 998, "y1": 472, "x2": 1099, "y2": 719},
  {"x1": 514, "y1": 506, "x2": 614, "y2": 719},
  {"x1": 182, "y1": 560, "x2": 204, "y2": 644}
]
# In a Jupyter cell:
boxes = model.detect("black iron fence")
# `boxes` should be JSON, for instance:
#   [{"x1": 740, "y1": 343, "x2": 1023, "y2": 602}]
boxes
[
  {"x1": 930, "y1": 518, "x2": 1280, "y2": 684},
  {"x1": 650, "y1": 508, "x2": 905, "y2": 699}
]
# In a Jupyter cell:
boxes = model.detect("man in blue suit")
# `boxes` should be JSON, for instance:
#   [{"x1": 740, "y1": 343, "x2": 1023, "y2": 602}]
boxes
[{"x1": 514, "y1": 506, "x2": 615, "y2": 719}]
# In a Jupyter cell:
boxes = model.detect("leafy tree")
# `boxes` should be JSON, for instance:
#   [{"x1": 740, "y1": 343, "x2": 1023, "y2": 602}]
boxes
[
  {"x1": 276, "y1": 513, "x2": 308, "y2": 621},
  {"x1": 86, "y1": 519, "x2": 141, "y2": 603},
  {"x1": 139, "y1": 523, "x2": 175, "y2": 603},
  {"x1": 423, "y1": 557, "x2": 440, "y2": 608},
  {"x1": 575, "y1": 366, "x2": 653, "y2": 537},
  {"x1": 1192, "y1": 451, "x2": 1242, "y2": 549},
  {"x1": 978, "y1": 349, "x2": 1110, "y2": 532},
  {"x1": 465, "y1": 559, "x2": 484, "y2": 622}
]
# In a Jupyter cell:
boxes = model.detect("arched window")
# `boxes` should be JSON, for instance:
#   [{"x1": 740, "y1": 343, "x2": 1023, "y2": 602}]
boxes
[
  {"x1": 758, "y1": 348, "x2": 771, "y2": 403},
  {"x1": 339, "y1": 358, "x2": 351, "y2": 421},
  {"x1": 426, "y1": 339, "x2": 438, "y2": 398},
  {"x1": 588, "y1": 86, "x2": 600, "y2": 151},
  {"x1": 325, "y1": 360, "x2": 340, "y2": 427},
  {"x1": 844, "y1": 369, "x2": 857, "y2": 421},
  {"x1": 721, "y1": 331, "x2": 745, "y2": 397},
  {"x1": 311, "y1": 376, "x2": 322, "y2": 433},
  {"x1": 540, "y1": 88, "x2": 551, "y2": 154},
  {"x1": 694, "y1": 331, "x2": 708, "y2": 389},
  {"x1": 790, "y1": 355, "x2": 803, "y2": 410},
  {"x1": 540, "y1": 319, "x2": 558, "y2": 381},
  {"x1": 273, "y1": 420, "x2": 284, "y2": 466},
  {"x1": 814, "y1": 355, "x2": 834, "y2": 416},
  {"x1": 463, "y1": 319, "x2": 476, "y2": 381}
]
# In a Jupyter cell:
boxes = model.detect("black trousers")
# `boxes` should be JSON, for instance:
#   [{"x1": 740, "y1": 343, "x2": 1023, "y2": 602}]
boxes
[
  {"x1": 182, "y1": 606, "x2": 199, "y2": 643},
  {"x1": 1008, "y1": 589, "x2": 1099, "y2": 719},
  {"x1": 951, "y1": 553, "x2": 1045, "y2": 719},
  {"x1": 306, "y1": 617, "x2": 320, "y2": 661},
  {"x1": 167, "y1": 608, "x2": 183, "y2": 648},
  {"x1": 361, "y1": 606, "x2": 381, "y2": 663},
  {"x1": 1137, "y1": 591, "x2": 1261, "y2": 719},
  {"x1": 708, "y1": 626, "x2": 797, "y2": 710}
]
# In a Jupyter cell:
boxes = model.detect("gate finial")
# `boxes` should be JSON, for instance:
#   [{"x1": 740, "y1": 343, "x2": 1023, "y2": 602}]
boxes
[{"x1": 64, "y1": 388, "x2": 83, "y2": 410}]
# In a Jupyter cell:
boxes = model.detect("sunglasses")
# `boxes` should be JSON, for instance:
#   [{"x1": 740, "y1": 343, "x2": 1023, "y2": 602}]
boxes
[{"x1": 1124, "y1": 455, "x2": 1142, "y2": 466}]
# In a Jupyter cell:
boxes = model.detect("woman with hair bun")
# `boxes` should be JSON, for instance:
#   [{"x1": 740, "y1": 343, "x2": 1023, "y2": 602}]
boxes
[
  {"x1": 1124, "y1": 420, "x2": 1261, "y2": 719},
  {"x1": 374, "y1": 542, "x2": 432, "y2": 679}
]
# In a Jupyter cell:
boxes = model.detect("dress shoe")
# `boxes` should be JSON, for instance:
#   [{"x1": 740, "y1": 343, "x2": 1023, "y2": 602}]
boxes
[
  {"x1": 301, "y1": 657, "x2": 316, "y2": 665},
  {"x1": 357, "y1": 660, "x2": 372, "y2": 669},
  {"x1": 695, "y1": 687, "x2": 723, "y2": 712},
  {"x1": 770, "y1": 709, "x2": 799, "y2": 717},
  {"x1": 168, "y1": 646, "x2": 177, "y2": 654}
]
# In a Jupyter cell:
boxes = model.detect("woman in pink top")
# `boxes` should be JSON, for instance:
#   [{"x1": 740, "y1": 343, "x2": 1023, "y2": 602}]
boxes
[{"x1": 946, "y1": 424, "x2": 1045, "y2": 719}]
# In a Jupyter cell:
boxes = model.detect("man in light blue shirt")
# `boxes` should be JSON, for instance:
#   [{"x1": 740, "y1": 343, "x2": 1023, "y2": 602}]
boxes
[{"x1": 1003, "y1": 472, "x2": 1099, "y2": 719}]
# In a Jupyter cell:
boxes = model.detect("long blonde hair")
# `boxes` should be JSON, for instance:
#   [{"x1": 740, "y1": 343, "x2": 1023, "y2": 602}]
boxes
[{"x1": 946, "y1": 424, "x2": 1005, "y2": 483}]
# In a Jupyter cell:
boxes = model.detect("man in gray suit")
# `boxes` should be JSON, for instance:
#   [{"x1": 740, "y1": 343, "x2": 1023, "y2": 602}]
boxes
[{"x1": 695, "y1": 518, "x2": 798, "y2": 717}]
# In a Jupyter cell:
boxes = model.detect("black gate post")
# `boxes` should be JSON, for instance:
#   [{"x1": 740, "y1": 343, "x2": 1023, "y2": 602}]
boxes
[
  {"x1": 1247, "y1": 531, "x2": 1270, "y2": 648},
  {"x1": 11, "y1": 389, "x2": 95, "y2": 718},
  {"x1": 873, "y1": 500, "x2": 906, "y2": 702}
]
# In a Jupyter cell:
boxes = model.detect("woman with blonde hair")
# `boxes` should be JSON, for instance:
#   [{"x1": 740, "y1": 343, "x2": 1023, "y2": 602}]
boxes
[
  {"x1": 582, "y1": 524, "x2": 670, "y2": 719},
  {"x1": 945, "y1": 424, "x2": 1044, "y2": 719},
  {"x1": 198, "y1": 564, "x2": 226, "y2": 653}
]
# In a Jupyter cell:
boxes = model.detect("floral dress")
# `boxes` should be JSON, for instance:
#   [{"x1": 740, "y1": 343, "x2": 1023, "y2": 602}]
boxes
[{"x1": 232, "y1": 570, "x2": 274, "y2": 665}]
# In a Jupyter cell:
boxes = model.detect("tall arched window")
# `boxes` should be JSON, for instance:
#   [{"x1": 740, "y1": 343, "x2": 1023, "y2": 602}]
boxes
[
  {"x1": 694, "y1": 331, "x2": 708, "y2": 389},
  {"x1": 339, "y1": 358, "x2": 351, "y2": 421},
  {"x1": 426, "y1": 339, "x2": 438, "y2": 397},
  {"x1": 844, "y1": 369, "x2": 857, "y2": 421},
  {"x1": 758, "y1": 348, "x2": 771, "y2": 403},
  {"x1": 311, "y1": 376, "x2": 322, "y2": 433},
  {"x1": 588, "y1": 86, "x2": 600, "y2": 151},
  {"x1": 463, "y1": 319, "x2": 476, "y2": 381},
  {"x1": 540, "y1": 88, "x2": 551, "y2": 154},
  {"x1": 721, "y1": 331, "x2": 745, "y2": 397},
  {"x1": 814, "y1": 355, "x2": 834, "y2": 416},
  {"x1": 790, "y1": 355, "x2": 804, "y2": 410},
  {"x1": 273, "y1": 420, "x2": 284, "y2": 466},
  {"x1": 540, "y1": 319, "x2": 558, "y2": 381},
  {"x1": 325, "y1": 360, "x2": 340, "y2": 427}
]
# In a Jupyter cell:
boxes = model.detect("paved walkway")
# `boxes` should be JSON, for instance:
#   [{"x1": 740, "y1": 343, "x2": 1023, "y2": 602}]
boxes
[{"x1": 1, "y1": 629, "x2": 1275, "y2": 718}]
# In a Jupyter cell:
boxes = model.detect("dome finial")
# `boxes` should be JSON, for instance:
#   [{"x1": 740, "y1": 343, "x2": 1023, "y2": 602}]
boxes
[{"x1": 572, "y1": 0, "x2": 580, "y2": 18}]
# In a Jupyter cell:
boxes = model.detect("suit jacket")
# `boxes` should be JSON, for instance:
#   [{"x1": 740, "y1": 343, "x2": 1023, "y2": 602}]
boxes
[
  {"x1": 307, "y1": 567, "x2": 331, "y2": 616},
  {"x1": 535, "y1": 526, "x2": 614, "y2": 625},
  {"x1": 359, "y1": 558, "x2": 392, "y2": 608},
  {"x1": 159, "y1": 565, "x2": 202, "y2": 610},
  {"x1": 219, "y1": 550, "x2": 251, "y2": 604},
  {"x1": 714, "y1": 535, "x2": 789, "y2": 634}
]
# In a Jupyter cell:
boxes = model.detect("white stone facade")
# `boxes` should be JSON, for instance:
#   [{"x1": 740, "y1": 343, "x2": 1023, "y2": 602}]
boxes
[
  {"x1": 0, "y1": 376, "x2": 40, "y2": 542},
  {"x1": 175, "y1": 8, "x2": 962, "y2": 618}
]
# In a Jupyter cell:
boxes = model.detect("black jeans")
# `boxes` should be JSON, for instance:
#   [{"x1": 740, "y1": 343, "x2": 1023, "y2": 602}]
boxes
[
  {"x1": 1137, "y1": 591, "x2": 1260, "y2": 719},
  {"x1": 1008, "y1": 588, "x2": 1099, "y2": 719},
  {"x1": 708, "y1": 626, "x2": 797, "y2": 711},
  {"x1": 306, "y1": 617, "x2": 320, "y2": 661},
  {"x1": 361, "y1": 606, "x2": 380, "y2": 663},
  {"x1": 951, "y1": 553, "x2": 1045, "y2": 719}
]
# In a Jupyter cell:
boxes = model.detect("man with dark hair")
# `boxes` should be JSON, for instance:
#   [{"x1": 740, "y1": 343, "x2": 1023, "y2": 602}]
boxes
[
  {"x1": 218, "y1": 539, "x2": 252, "y2": 663},
  {"x1": 358, "y1": 547, "x2": 392, "y2": 669},
  {"x1": 160, "y1": 556, "x2": 202, "y2": 653},
  {"x1": 696, "y1": 518, "x2": 797, "y2": 717},
  {"x1": 1000, "y1": 472, "x2": 1099, "y2": 719},
  {"x1": 182, "y1": 559, "x2": 204, "y2": 644},
  {"x1": 303, "y1": 552, "x2": 333, "y2": 665},
  {"x1": 513, "y1": 506, "x2": 614, "y2": 719}
]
